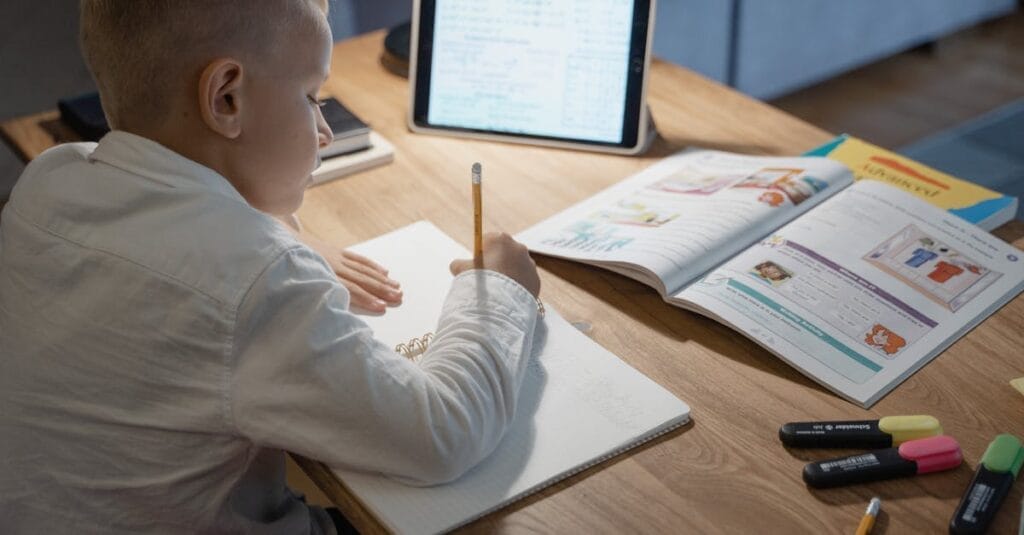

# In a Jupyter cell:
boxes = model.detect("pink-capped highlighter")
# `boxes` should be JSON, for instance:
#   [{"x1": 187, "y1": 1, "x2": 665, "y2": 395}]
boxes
[{"x1": 803, "y1": 435, "x2": 962, "y2": 488}]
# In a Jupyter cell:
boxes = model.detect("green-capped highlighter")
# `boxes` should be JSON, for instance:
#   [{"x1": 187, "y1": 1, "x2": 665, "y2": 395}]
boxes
[
  {"x1": 950, "y1": 434, "x2": 1024, "y2": 534},
  {"x1": 779, "y1": 415, "x2": 941, "y2": 449}
]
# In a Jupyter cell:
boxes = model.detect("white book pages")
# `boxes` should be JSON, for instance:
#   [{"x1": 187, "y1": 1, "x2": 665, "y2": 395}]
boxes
[{"x1": 335, "y1": 221, "x2": 690, "y2": 534}]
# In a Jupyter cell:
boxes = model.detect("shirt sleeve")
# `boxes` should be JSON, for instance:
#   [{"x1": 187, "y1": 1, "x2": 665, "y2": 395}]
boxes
[{"x1": 228, "y1": 246, "x2": 539, "y2": 485}]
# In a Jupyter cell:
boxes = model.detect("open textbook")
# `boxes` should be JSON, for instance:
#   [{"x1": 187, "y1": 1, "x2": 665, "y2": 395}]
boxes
[
  {"x1": 334, "y1": 222, "x2": 690, "y2": 535},
  {"x1": 517, "y1": 151, "x2": 1024, "y2": 407}
]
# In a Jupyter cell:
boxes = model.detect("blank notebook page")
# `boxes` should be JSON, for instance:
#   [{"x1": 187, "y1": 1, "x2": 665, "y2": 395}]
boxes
[{"x1": 336, "y1": 221, "x2": 690, "y2": 534}]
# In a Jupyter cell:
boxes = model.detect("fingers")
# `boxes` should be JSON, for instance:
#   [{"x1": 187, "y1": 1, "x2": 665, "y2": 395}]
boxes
[
  {"x1": 344, "y1": 281, "x2": 388, "y2": 313},
  {"x1": 483, "y1": 231, "x2": 519, "y2": 249},
  {"x1": 335, "y1": 262, "x2": 402, "y2": 305},
  {"x1": 341, "y1": 250, "x2": 394, "y2": 280},
  {"x1": 450, "y1": 258, "x2": 473, "y2": 275},
  {"x1": 339, "y1": 252, "x2": 401, "y2": 289},
  {"x1": 295, "y1": 234, "x2": 404, "y2": 311}
]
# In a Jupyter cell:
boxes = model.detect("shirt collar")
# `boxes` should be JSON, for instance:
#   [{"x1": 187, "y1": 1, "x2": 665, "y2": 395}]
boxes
[{"x1": 88, "y1": 130, "x2": 248, "y2": 204}]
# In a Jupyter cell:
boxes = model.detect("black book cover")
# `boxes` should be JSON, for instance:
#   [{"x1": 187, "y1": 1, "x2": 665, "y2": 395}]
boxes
[
  {"x1": 57, "y1": 92, "x2": 110, "y2": 142},
  {"x1": 321, "y1": 97, "x2": 370, "y2": 140},
  {"x1": 319, "y1": 97, "x2": 372, "y2": 157}
]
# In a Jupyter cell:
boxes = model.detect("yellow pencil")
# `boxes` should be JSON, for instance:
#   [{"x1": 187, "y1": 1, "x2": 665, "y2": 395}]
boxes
[
  {"x1": 855, "y1": 497, "x2": 880, "y2": 535},
  {"x1": 472, "y1": 162, "x2": 483, "y2": 268}
]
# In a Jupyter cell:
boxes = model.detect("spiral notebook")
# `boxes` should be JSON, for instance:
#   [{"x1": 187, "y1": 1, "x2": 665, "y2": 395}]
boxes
[{"x1": 333, "y1": 221, "x2": 691, "y2": 534}]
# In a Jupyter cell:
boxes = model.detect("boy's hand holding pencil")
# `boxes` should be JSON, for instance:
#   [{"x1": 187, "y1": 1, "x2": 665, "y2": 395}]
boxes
[
  {"x1": 450, "y1": 232, "x2": 541, "y2": 298},
  {"x1": 449, "y1": 163, "x2": 541, "y2": 299}
]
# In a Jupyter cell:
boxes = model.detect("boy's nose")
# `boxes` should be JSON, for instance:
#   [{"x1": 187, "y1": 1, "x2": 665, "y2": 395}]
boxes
[
  {"x1": 318, "y1": 129, "x2": 333, "y2": 149},
  {"x1": 316, "y1": 111, "x2": 333, "y2": 148}
]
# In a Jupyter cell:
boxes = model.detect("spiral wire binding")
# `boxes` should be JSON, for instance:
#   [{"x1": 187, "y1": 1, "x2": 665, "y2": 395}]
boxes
[
  {"x1": 394, "y1": 299, "x2": 542, "y2": 360},
  {"x1": 395, "y1": 332, "x2": 434, "y2": 360}
]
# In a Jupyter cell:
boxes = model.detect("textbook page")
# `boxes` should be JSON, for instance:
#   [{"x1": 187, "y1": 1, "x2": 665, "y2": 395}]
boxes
[
  {"x1": 674, "y1": 180, "x2": 1024, "y2": 407},
  {"x1": 335, "y1": 221, "x2": 690, "y2": 535},
  {"x1": 517, "y1": 150, "x2": 852, "y2": 297}
]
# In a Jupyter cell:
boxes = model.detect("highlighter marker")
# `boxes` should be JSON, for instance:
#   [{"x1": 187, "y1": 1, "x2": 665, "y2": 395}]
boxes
[
  {"x1": 780, "y1": 415, "x2": 941, "y2": 448},
  {"x1": 950, "y1": 434, "x2": 1023, "y2": 535},
  {"x1": 803, "y1": 435, "x2": 962, "y2": 488}
]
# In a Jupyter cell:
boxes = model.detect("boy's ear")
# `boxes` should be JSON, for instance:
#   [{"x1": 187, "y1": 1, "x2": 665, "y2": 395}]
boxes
[{"x1": 197, "y1": 59, "x2": 244, "y2": 139}]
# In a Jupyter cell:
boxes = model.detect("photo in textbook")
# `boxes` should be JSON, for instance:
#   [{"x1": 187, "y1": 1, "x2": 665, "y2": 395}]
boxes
[
  {"x1": 517, "y1": 150, "x2": 1024, "y2": 408},
  {"x1": 539, "y1": 160, "x2": 835, "y2": 255},
  {"x1": 864, "y1": 224, "x2": 1001, "y2": 312}
]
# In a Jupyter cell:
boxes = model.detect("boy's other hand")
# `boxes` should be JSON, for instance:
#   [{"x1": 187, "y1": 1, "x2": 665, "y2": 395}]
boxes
[
  {"x1": 311, "y1": 238, "x2": 403, "y2": 313},
  {"x1": 276, "y1": 215, "x2": 402, "y2": 313},
  {"x1": 450, "y1": 232, "x2": 541, "y2": 298}
]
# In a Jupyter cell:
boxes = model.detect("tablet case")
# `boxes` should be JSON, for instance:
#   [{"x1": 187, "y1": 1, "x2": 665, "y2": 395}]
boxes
[{"x1": 407, "y1": 0, "x2": 658, "y2": 155}]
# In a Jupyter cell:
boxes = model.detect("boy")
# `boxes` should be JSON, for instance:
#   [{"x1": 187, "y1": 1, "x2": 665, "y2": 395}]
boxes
[{"x1": 0, "y1": 1, "x2": 542, "y2": 533}]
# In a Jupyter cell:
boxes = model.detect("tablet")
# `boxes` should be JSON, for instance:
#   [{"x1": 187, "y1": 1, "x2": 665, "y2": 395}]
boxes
[{"x1": 408, "y1": 0, "x2": 656, "y2": 155}]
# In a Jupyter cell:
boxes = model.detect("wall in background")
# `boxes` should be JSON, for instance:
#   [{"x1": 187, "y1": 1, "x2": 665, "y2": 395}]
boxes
[{"x1": 328, "y1": 0, "x2": 411, "y2": 42}]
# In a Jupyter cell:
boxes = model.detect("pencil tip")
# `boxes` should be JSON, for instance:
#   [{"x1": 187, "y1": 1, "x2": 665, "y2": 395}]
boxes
[{"x1": 472, "y1": 162, "x2": 482, "y2": 183}]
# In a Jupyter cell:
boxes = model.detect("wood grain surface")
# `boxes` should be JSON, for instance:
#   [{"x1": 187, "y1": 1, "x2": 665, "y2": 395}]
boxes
[{"x1": 3, "y1": 30, "x2": 1022, "y2": 535}]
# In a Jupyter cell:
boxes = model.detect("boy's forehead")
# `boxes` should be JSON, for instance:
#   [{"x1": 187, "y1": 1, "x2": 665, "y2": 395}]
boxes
[{"x1": 256, "y1": 25, "x2": 332, "y2": 79}]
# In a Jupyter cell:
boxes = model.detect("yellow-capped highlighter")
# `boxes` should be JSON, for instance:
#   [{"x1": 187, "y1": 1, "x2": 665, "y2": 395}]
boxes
[{"x1": 779, "y1": 415, "x2": 941, "y2": 449}]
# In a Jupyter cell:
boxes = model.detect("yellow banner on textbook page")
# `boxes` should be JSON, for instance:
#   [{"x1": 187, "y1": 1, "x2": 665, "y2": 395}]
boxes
[
  {"x1": 830, "y1": 137, "x2": 1002, "y2": 210},
  {"x1": 805, "y1": 134, "x2": 1016, "y2": 229}
]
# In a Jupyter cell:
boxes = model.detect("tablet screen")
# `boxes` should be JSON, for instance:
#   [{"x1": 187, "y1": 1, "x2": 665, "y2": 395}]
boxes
[{"x1": 412, "y1": 0, "x2": 652, "y2": 150}]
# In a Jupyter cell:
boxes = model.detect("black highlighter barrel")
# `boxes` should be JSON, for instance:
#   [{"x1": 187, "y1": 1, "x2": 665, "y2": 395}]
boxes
[
  {"x1": 780, "y1": 420, "x2": 892, "y2": 449},
  {"x1": 949, "y1": 466, "x2": 1014, "y2": 534},
  {"x1": 803, "y1": 448, "x2": 917, "y2": 488}
]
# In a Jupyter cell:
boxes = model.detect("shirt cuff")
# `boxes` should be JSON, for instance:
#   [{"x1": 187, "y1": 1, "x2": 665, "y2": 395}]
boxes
[{"x1": 442, "y1": 269, "x2": 540, "y2": 330}]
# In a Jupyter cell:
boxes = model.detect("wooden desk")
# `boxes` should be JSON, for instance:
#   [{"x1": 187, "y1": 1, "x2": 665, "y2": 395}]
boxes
[{"x1": 4, "y1": 30, "x2": 1023, "y2": 534}]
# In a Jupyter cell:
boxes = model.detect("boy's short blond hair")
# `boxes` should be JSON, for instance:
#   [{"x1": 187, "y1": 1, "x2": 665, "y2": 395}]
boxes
[{"x1": 80, "y1": 0, "x2": 330, "y2": 130}]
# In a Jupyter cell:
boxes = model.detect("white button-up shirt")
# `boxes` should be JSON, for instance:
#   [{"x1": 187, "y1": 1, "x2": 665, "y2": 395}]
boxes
[{"x1": 0, "y1": 132, "x2": 538, "y2": 534}]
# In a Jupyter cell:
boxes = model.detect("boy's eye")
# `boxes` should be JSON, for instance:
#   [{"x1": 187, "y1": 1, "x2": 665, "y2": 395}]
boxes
[{"x1": 308, "y1": 96, "x2": 326, "y2": 108}]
